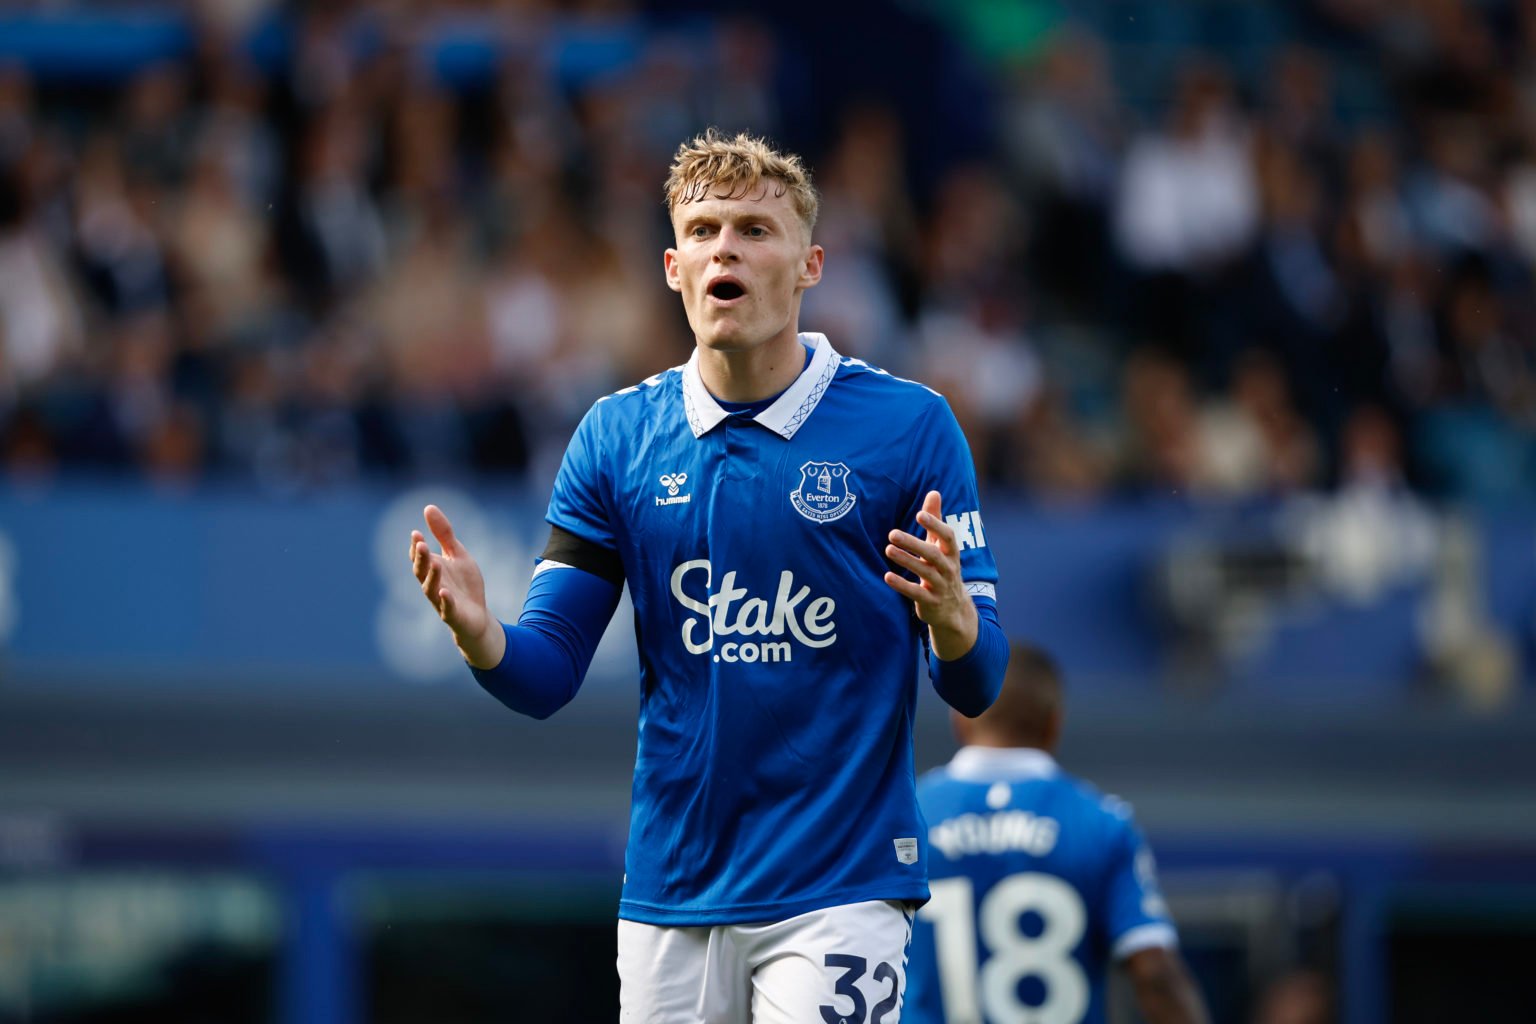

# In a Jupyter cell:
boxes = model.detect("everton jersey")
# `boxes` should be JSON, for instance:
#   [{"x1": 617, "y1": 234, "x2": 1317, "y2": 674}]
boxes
[
  {"x1": 905, "y1": 747, "x2": 1178, "y2": 1024},
  {"x1": 546, "y1": 332, "x2": 999, "y2": 925}
]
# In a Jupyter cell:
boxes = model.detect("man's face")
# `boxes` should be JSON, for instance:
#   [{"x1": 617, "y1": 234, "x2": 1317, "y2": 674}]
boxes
[{"x1": 664, "y1": 183, "x2": 823, "y2": 353}]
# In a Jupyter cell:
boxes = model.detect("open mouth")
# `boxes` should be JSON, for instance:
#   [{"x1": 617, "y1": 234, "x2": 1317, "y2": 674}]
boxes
[{"x1": 708, "y1": 279, "x2": 746, "y2": 301}]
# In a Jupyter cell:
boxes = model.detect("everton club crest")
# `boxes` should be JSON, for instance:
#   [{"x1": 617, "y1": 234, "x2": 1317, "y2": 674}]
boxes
[{"x1": 790, "y1": 461, "x2": 858, "y2": 523}]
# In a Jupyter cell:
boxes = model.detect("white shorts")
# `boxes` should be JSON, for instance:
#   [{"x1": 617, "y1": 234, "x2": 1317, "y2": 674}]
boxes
[{"x1": 617, "y1": 899, "x2": 915, "y2": 1024}]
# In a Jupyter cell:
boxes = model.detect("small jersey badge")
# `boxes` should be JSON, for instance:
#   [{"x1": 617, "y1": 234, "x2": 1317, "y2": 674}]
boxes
[
  {"x1": 657, "y1": 472, "x2": 691, "y2": 507},
  {"x1": 790, "y1": 461, "x2": 858, "y2": 523}
]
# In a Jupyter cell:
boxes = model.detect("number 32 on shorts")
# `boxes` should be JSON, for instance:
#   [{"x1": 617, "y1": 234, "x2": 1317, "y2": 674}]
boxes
[{"x1": 820, "y1": 953, "x2": 901, "y2": 1024}]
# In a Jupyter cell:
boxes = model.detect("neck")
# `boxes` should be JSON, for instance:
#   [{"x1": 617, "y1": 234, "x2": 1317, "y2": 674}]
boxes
[
  {"x1": 968, "y1": 734, "x2": 1052, "y2": 754},
  {"x1": 964, "y1": 741, "x2": 1056, "y2": 761},
  {"x1": 695, "y1": 328, "x2": 806, "y2": 404}
]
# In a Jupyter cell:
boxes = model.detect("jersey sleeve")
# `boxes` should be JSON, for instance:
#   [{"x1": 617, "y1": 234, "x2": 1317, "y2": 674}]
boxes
[
  {"x1": 906, "y1": 396, "x2": 998, "y2": 597},
  {"x1": 469, "y1": 561, "x2": 623, "y2": 719},
  {"x1": 547, "y1": 401, "x2": 619, "y2": 552},
  {"x1": 1102, "y1": 808, "x2": 1179, "y2": 960}
]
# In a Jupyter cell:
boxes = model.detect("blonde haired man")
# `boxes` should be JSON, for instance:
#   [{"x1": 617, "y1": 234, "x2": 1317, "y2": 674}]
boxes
[{"x1": 411, "y1": 129, "x2": 1010, "y2": 1022}]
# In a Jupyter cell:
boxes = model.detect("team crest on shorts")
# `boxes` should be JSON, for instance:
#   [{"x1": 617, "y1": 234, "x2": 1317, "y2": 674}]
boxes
[{"x1": 790, "y1": 461, "x2": 858, "y2": 523}]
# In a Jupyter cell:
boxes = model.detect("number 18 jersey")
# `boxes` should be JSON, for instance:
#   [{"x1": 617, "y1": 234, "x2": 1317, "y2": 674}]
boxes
[{"x1": 905, "y1": 747, "x2": 1178, "y2": 1024}]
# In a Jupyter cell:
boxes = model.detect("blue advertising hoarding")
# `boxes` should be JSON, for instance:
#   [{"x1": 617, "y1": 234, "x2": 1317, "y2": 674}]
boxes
[{"x1": 1, "y1": 481, "x2": 1531, "y2": 697}]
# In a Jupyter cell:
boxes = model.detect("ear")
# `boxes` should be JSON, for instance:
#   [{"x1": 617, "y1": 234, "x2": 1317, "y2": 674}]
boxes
[
  {"x1": 663, "y1": 248, "x2": 683, "y2": 293},
  {"x1": 797, "y1": 243, "x2": 824, "y2": 291}
]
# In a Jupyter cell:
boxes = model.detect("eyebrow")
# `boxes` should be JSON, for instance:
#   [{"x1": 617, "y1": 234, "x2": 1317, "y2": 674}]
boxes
[{"x1": 679, "y1": 206, "x2": 785, "y2": 231}]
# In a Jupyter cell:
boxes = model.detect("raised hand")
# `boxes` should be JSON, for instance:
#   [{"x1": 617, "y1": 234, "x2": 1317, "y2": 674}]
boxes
[
  {"x1": 882, "y1": 490, "x2": 979, "y2": 660},
  {"x1": 409, "y1": 504, "x2": 506, "y2": 669}
]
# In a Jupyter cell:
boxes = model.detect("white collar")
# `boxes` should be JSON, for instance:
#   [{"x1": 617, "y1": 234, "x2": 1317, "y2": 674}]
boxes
[
  {"x1": 681, "y1": 332, "x2": 839, "y2": 440},
  {"x1": 946, "y1": 746, "x2": 1059, "y2": 783}
]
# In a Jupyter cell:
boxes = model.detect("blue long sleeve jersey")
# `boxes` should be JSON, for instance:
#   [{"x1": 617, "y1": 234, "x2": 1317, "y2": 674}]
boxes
[{"x1": 471, "y1": 332, "x2": 1008, "y2": 925}]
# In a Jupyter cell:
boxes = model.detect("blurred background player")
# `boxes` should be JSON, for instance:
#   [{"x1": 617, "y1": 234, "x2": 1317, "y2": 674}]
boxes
[{"x1": 906, "y1": 644, "x2": 1208, "y2": 1024}]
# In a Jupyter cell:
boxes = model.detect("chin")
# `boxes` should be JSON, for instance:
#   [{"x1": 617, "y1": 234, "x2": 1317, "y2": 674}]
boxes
[{"x1": 696, "y1": 325, "x2": 760, "y2": 352}]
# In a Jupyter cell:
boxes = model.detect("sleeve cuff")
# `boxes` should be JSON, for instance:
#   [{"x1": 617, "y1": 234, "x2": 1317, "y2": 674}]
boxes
[
  {"x1": 927, "y1": 596, "x2": 1007, "y2": 717},
  {"x1": 1112, "y1": 922, "x2": 1179, "y2": 960}
]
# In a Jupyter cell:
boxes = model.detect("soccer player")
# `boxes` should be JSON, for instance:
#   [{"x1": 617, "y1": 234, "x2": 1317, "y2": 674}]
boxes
[
  {"x1": 408, "y1": 129, "x2": 1009, "y2": 1022},
  {"x1": 905, "y1": 645, "x2": 1209, "y2": 1024}
]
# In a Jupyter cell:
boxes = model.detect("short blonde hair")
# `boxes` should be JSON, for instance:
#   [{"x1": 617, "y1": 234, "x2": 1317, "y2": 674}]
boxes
[{"x1": 664, "y1": 128, "x2": 820, "y2": 235}]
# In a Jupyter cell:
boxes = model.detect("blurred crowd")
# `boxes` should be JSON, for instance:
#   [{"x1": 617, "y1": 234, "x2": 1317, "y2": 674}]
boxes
[{"x1": 0, "y1": 0, "x2": 1534, "y2": 502}]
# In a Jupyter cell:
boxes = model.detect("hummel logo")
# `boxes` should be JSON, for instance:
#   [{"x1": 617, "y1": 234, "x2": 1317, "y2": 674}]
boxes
[{"x1": 657, "y1": 472, "x2": 692, "y2": 507}]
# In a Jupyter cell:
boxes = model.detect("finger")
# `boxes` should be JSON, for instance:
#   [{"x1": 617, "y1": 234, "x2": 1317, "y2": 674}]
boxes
[
  {"x1": 883, "y1": 571, "x2": 927, "y2": 602},
  {"x1": 408, "y1": 530, "x2": 424, "y2": 563},
  {"x1": 438, "y1": 587, "x2": 456, "y2": 623},
  {"x1": 889, "y1": 528, "x2": 946, "y2": 565},
  {"x1": 412, "y1": 541, "x2": 433, "y2": 583},
  {"x1": 922, "y1": 490, "x2": 943, "y2": 526},
  {"x1": 422, "y1": 558, "x2": 443, "y2": 606},
  {"x1": 885, "y1": 543, "x2": 945, "y2": 587},
  {"x1": 917, "y1": 512, "x2": 956, "y2": 558},
  {"x1": 916, "y1": 507, "x2": 955, "y2": 546},
  {"x1": 424, "y1": 504, "x2": 465, "y2": 557}
]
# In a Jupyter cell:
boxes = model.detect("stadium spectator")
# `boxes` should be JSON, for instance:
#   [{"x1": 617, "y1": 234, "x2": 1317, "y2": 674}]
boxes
[
  {"x1": 1195, "y1": 349, "x2": 1320, "y2": 498},
  {"x1": 1115, "y1": 62, "x2": 1258, "y2": 365}
]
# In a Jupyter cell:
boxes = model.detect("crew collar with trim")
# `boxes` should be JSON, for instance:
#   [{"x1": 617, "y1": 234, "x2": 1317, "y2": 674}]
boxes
[
  {"x1": 682, "y1": 332, "x2": 838, "y2": 440},
  {"x1": 946, "y1": 745, "x2": 1059, "y2": 783}
]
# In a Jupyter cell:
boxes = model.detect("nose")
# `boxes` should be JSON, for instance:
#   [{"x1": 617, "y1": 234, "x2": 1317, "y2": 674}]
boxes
[{"x1": 712, "y1": 226, "x2": 742, "y2": 263}]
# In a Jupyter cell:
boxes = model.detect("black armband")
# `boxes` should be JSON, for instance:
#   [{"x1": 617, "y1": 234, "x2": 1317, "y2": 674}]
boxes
[{"x1": 541, "y1": 524, "x2": 625, "y2": 585}]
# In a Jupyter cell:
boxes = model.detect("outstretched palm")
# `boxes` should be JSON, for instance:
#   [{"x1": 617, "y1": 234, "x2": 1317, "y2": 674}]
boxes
[{"x1": 409, "y1": 504, "x2": 499, "y2": 666}]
